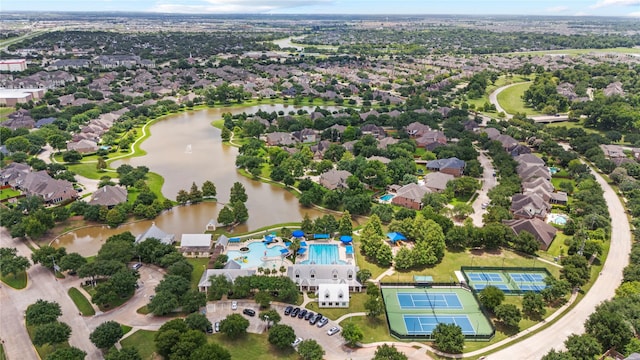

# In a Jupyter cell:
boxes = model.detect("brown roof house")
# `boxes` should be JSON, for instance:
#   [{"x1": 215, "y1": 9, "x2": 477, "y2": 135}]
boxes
[
  {"x1": 265, "y1": 132, "x2": 299, "y2": 146},
  {"x1": 88, "y1": 185, "x2": 128, "y2": 208},
  {"x1": 600, "y1": 144, "x2": 626, "y2": 159},
  {"x1": 0, "y1": 162, "x2": 31, "y2": 187},
  {"x1": 360, "y1": 124, "x2": 386, "y2": 139},
  {"x1": 406, "y1": 122, "x2": 431, "y2": 137},
  {"x1": 391, "y1": 183, "x2": 431, "y2": 210},
  {"x1": 15, "y1": 170, "x2": 77, "y2": 204},
  {"x1": 510, "y1": 193, "x2": 550, "y2": 220},
  {"x1": 503, "y1": 218, "x2": 557, "y2": 251},
  {"x1": 415, "y1": 130, "x2": 447, "y2": 151},
  {"x1": 319, "y1": 169, "x2": 352, "y2": 190},
  {"x1": 425, "y1": 172, "x2": 454, "y2": 192},
  {"x1": 67, "y1": 139, "x2": 99, "y2": 154},
  {"x1": 426, "y1": 157, "x2": 466, "y2": 177}
]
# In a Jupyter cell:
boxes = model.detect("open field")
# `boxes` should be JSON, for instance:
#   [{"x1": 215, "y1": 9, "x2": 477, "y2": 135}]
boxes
[
  {"x1": 496, "y1": 82, "x2": 543, "y2": 116},
  {"x1": 0, "y1": 187, "x2": 21, "y2": 200},
  {"x1": 120, "y1": 330, "x2": 156, "y2": 360}
]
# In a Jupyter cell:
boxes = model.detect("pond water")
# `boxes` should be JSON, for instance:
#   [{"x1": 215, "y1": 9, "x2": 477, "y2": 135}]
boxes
[{"x1": 55, "y1": 104, "x2": 340, "y2": 256}]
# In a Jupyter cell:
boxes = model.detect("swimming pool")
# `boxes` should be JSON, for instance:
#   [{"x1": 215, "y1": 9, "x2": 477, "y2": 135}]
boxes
[
  {"x1": 380, "y1": 194, "x2": 395, "y2": 201},
  {"x1": 226, "y1": 242, "x2": 286, "y2": 268},
  {"x1": 553, "y1": 215, "x2": 568, "y2": 225},
  {"x1": 300, "y1": 244, "x2": 347, "y2": 265}
]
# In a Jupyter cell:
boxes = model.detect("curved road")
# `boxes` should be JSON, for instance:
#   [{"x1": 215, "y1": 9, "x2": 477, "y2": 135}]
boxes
[
  {"x1": 486, "y1": 166, "x2": 631, "y2": 359},
  {"x1": 488, "y1": 82, "x2": 569, "y2": 123}
]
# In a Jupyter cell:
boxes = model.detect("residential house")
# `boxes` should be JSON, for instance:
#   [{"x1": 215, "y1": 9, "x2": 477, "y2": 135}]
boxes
[
  {"x1": 15, "y1": 170, "x2": 77, "y2": 204},
  {"x1": 310, "y1": 140, "x2": 332, "y2": 159},
  {"x1": 515, "y1": 154, "x2": 545, "y2": 168},
  {"x1": 518, "y1": 165, "x2": 551, "y2": 182},
  {"x1": 135, "y1": 223, "x2": 176, "y2": 245},
  {"x1": 368, "y1": 156, "x2": 391, "y2": 165},
  {"x1": 391, "y1": 183, "x2": 431, "y2": 210},
  {"x1": 510, "y1": 193, "x2": 550, "y2": 220},
  {"x1": 319, "y1": 169, "x2": 352, "y2": 190},
  {"x1": 293, "y1": 128, "x2": 318, "y2": 143},
  {"x1": 503, "y1": 218, "x2": 557, "y2": 251},
  {"x1": 50, "y1": 59, "x2": 90, "y2": 70},
  {"x1": 198, "y1": 268, "x2": 256, "y2": 293},
  {"x1": 265, "y1": 132, "x2": 299, "y2": 146},
  {"x1": 482, "y1": 127, "x2": 501, "y2": 140},
  {"x1": 359, "y1": 110, "x2": 380, "y2": 122},
  {"x1": 180, "y1": 234, "x2": 212, "y2": 257},
  {"x1": 406, "y1": 122, "x2": 431, "y2": 137},
  {"x1": 600, "y1": 144, "x2": 626, "y2": 159},
  {"x1": 35, "y1": 117, "x2": 56, "y2": 128},
  {"x1": 603, "y1": 81, "x2": 624, "y2": 97},
  {"x1": 425, "y1": 172, "x2": 454, "y2": 192},
  {"x1": 288, "y1": 264, "x2": 362, "y2": 292},
  {"x1": 377, "y1": 137, "x2": 399, "y2": 150},
  {"x1": 550, "y1": 191, "x2": 569, "y2": 205},
  {"x1": 415, "y1": 130, "x2": 447, "y2": 150},
  {"x1": 495, "y1": 134, "x2": 519, "y2": 152},
  {"x1": 426, "y1": 157, "x2": 466, "y2": 177},
  {"x1": 88, "y1": 185, "x2": 128, "y2": 208},
  {"x1": 67, "y1": 139, "x2": 98, "y2": 154},
  {"x1": 317, "y1": 284, "x2": 350, "y2": 308},
  {"x1": 360, "y1": 124, "x2": 386, "y2": 139},
  {"x1": 0, "y1": 162, "x2": 31, "y2": 187}
]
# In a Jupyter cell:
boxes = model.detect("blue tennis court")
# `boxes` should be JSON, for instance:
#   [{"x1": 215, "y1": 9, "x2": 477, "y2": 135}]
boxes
[
  {"x1": 397, "y1": 292, "x2": 463, "y2": 310},
  {"x1": 467, "y1": 272, "x2": 503, "y2": 282},
  {"x1": 510, "y1": 273, "x2": 545, "y2": 283},
  {"x1": 473, "y1": 284, "x2": 510, "y2": 291},
  {"x1": 404, "y1": 315, "x2": 475, "y2": 335},
  {"x1": 519, "y1": 284, "x2": 546, "y2": 291}
]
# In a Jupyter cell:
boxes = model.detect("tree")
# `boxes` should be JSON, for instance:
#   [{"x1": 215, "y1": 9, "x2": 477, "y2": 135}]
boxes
[
  {"x1": 259, "y1": 309, "x2": 281, "y2": 326},
  {"x1": 585, "y1": 309, "x2": 634, "y2": 350},
  {"x1": 452, "y1": 203, "x2": 474, "y2": 219},
  {"x1": 189, "y1": 182, "x2": 203, "y2": 203},
  {"x1": 521, "y1": 291, "x2": 546, "y2": 318},
  {"x1": 219, "y1": 313, "x2": 249, "y2": 338},
  {"x1": 541, "y1": 349, "x2": 573, "y2": 360},
  {"x1": 31, "y1": 246, "x2": 66, "y2": 269},
  {"x1": 298, "y1": 339, "x2": 325, "y2": 360},
  {"x1": 0, "y1": 247, "x2": 30, "y2": 278},
  {"x1": 341, "y1": 322, "x2": 363, "y2": 347},
  {"x1": 255, "y1": 290, "x2": 272, "y2": 309},
  {"x1": 202, "y1": 180, "x2": 217, "y2": 198},
  {"x1": 357, "y1": 269, "x2": 372, "y2": 284},
  {"x1": 268, "y1": 324, "x2": 296, "y2": 349},
  {"x1": 494, "y1": 304, "x2": 522, "y2": 329},
  {"x1": 478, "y1": 286, "x2": 505, "y2": 312},
  {"x1": 62, "y1": 150, "x2": 83, "y2": 163},
  {"x1": 190, "y1": 343, "x2": 231, "y2": 360},
  {"x1": 512, "y1": 231, "x2": 539, "y2": 255},
  {"x1": 564, "y1": 334, "x2": 602, "y2": 360},
  {"x1": 365, "y1": 293, "x2": 384, "y2": 318},
  {"x1": 229, "y1": 182, "x2": 248, "y2": 203},
  {"x1": 90, "y1": 321, "x2": 123, "y2": 349},
  {"x1": 180, "y1": 289, "x2": 207, "y2": 313},
  {"x1": 393, "y1": 246, "x2": 413, "y2": 270},
  {"x1": 375, "y1": 244, "x2": 394, "y2": 267},
  {"x1": 217, "y1": 206, "x2": 235, "y2": 226},
  {"x1": 185, "y1": 313, "x2": 212, "y2": 332},
  {"x1": 171, "y1": 330, "x2": 207, "y2": 360},
  {"x1": 33, "y1": 321, "x2": 72, "y2": 346},
  {"x1": 561, "y1": 254, "x2": 590, "y2": 288},
  {"x1": 96, "y1": 157, "x2": 107, "y2": 172},
  {"x1": 26, "y1": 299, "x2": 62, "y2": 326},
  {"x1": 231, "y1": 201, "x2": 249, "y2": 223},
  {"x1": 105, "y1": 347, "x2": 141, "y2": 360},
  {"x1": 148, "y1": 291, "x2": 179, "y2": 316},
  {"x1": 176, "y1": 190, "x2": 190, "y2": 205},
  {"x1": 46, "y1": 347, "x2": 87, "y2": 360},
  {"x1": 59, "y1": 252, "x2": 87, "y2": 274},
  {"x1": 338, "y1": 210, "x2": 353, "y2": 235},
  {"x1": 433, "y1": 323, "x2": 464, "y2": 354}
]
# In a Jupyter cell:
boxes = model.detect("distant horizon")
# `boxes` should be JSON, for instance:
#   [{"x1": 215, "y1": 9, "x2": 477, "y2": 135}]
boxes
[{"x1": 3, "y1": 0, "x2": 640, "y2": 18}]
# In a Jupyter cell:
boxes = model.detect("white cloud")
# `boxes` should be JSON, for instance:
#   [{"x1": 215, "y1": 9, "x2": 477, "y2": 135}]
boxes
[
  {"x1": 590, "y1": 0, "x2": 640, "y2": 9},
  {"x1": 628, "y1": 10, "x2": 640, "y2": 16},
  {"x1": 546, "y1": 6, "x2": 569, "y2": 12},
  {"x1": 574, "y1": 11, "x2": 591, "y2": 16},
  {"x1": 151, "y1": 0, "x2": 334, "y2": 13}
]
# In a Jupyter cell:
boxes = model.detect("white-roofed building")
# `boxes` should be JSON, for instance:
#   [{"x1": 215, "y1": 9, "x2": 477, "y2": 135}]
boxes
[
  {"x1": 180, "y1": 234, "x2": 212, "y2": 257},
  {"x1": 135, "y1": 223, "x2": 175, "y2": 245},
  {"x1": 317, "y1": 283, "x2": 350, "y2": 308}
]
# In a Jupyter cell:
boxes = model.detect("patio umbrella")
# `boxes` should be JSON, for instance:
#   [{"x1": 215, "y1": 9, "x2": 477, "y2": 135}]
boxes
[
  {"x1": 297, "y1": 247, "x2": 307, "y2": 254},
  {"x1": 340, "y1": 235, "x2": 352, "y2": 244},
  {"x1": 264, "y1": 235, "x2": 274, "y2": 243},
  {"x1": 280, "y1": 248, "x2": 289, "y2": 254},
  {"x1": 284, "y1": 242, "x2": 291, "y2": 247},
  {"x1": 386, "y1": 232, "x2": 407, "y2": 243},
  {"x1": 300, "y1": 241, "x2": 308, "y2": 247},
  {"x1": 292, "y1": 230, "x2": 304, "y2": 238}
]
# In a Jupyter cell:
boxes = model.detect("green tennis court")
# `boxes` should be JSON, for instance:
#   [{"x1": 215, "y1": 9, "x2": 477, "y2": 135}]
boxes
[{"x1": 382, "y1": 285, "x2": 494, "y2": 340}]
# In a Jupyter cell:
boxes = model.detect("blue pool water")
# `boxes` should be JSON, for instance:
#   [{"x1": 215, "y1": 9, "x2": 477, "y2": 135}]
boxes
[
  {"x1": 300, "y1": 244, "x2": 347, "y2": 265},
  {"x1": 549, "y1": 167, "x2": 559, "y2": 174},
  {"x1": 380, "y1": 194, "x2": 395, "y2": 201},
  {"x1": 226, "y1": 242, "x2": 286, "y2": 268},
  {"x1": 553, "y1": 215, "x2": 568, "y2": 225}
]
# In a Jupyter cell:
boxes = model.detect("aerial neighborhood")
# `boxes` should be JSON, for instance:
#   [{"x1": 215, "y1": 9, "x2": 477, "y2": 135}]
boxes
[{"x1": 1, "y1": 9, "x2": 640, "y2": 360}]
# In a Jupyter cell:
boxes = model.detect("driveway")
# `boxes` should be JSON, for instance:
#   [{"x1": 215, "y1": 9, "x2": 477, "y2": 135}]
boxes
[
  {"x1": 469, "y1": 150, "x2": 497, "y2": 227},
  {"x1": 484, "y1": 165, "x2": 631, "y2": 358}
]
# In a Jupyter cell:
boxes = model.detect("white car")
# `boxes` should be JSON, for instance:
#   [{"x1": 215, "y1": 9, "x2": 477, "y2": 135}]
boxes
[
  {"x1": 327, "y1": 326, "x2": 340, "y2": 336},
  {"x1": 481, "y1": 202, "x2": 489, "y2": 209},
  {"x1": 231, "y1": 301, "x2": 238, "y2": 310},
  {"x1": 292, "y1": 337, "x2": 303, "y2": 347}
]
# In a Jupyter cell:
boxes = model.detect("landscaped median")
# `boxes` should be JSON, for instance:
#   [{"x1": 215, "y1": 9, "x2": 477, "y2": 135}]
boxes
[
  {"x1": 67, "y1": 287, "x2": 95, "y2": 316},
  {"x1": 0, "y1": 271, "x2": 27, "y2": 289}
]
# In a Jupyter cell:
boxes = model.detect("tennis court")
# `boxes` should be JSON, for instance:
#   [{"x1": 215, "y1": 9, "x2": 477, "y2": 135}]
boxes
[
  {"x1": 461, "y1": 267, "x2": 551, "y2": 294},
  {"x1": 510, "y1": 273, "x2": 545, "y2": 282},
  {"x1": 467, "y1": 272, "x2": 503, "y2": 282},
  {"x1": 404, "y1": 314, "x2": 475, "y2": 335},
  {"x1": 508, "y1": 272, "x2": 547, "y2": 292},
  {"x1": 382, "y1": 285, "x2": 494, "y2": 340},
  {"x1": 472, "y1": 283, "x2": 510, "y2": 291},
  {"x1": 397, "y1": 292, "x2": 463, "y2": 309}
]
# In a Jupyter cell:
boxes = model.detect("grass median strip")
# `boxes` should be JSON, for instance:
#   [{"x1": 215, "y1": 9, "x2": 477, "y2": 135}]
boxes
[
  {"x1": 68, "y1": 287, "x2": 96, "y2": 316},
  {"x1": 1, "y1": 271, "x2": 27, "y2": 289}
]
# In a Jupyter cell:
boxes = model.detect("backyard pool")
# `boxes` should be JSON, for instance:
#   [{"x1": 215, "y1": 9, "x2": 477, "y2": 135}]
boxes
[
  {"x1": 548, "y1": 213, "x2": 568, "y2": 226},
  {"x1": 380, "y1": 194, "x2": 395, "y2": 202},
  {"x1": 300, "y1": 244, "x2": 347, "y2": 265},
  {"x1": 226, "y1": 242, "x2": 286, "y2": 268}
]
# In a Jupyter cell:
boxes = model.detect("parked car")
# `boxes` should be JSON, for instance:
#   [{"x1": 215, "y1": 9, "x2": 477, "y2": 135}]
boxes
[
  {"x1": 298, "y1": 309, "x2": 307, "y2": 319},
  {"x1": 231, "y1": 301, "x2": 238, "y2": 310},
  {"x1": 309, "y1": 313, "x2": 322, "y2": 325},
  {"x1": 304, "y1": 311, "x2": 314, "y2": 321},
  {"x1": 214, "y1": 322, "x2": 220, "y2": 332},
  {"x1": 327, "y1": 326, "x2": 340, "y2": 336},
  {"x1": 290, "y1": 307, "x2": 300, "y2": 317},
  {"x1": 292, "y1": 337, "x2": 303, "y2": 347},
  {"x1": 132, "y1": 263, "x2": 142, "y2": 270},
  {"x1": 243, "y1": 308, "x2": 256, "y2": 317},
  {"x1": 481, "y1": 202, "x2": 489, "y2": 209},
  {"x1": 206, "y1": 325, "x2": 213, "y2": 334},
  {"x1": 284, "y1": 305, "x2": 293, "y2": 315},
  {"x1": 317, "y1": 317, "x2": 329, "y2": 328},
  {"x1": 149, "y1": 295, "x2": 155, "y2": 300}
]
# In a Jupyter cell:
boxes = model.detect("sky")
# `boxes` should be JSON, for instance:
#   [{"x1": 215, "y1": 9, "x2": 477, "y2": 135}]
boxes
[{"x1": 3, "y1": 0, "x2": 640, "y2": 17}]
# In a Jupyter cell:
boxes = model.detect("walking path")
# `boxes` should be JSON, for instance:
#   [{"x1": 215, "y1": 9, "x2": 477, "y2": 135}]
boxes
[{"x1": 488, "y1": 82, "x2": 569, "y2": 123}]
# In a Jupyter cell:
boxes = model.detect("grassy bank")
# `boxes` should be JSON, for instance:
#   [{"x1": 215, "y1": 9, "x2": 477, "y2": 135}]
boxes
[
  {"x1": 67, "y1": 287, "x2": 96, "y2": 316},
  {"x1": 496, "y1": 82, "x2": 542, "y2": 116}
]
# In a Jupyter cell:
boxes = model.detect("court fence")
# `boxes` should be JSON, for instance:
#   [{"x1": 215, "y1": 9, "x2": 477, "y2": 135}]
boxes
[
  {"x1": 460, "y1": 266, "x2": 552, "y2": 296},
  {"x1": 380, "y1": 283, "x2": 496, "y2": 342}
]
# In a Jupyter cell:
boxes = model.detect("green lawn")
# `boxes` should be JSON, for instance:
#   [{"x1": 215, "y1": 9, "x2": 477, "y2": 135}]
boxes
[
  {"x1": 545, "y1": 121, "x2": 603, "y2": 135},
  {"x1": 496, "y1": 82, "x2": 542, "y2": 116},
  {"x1": 1, "y1": 271, "x2": 27, "y2": 289},
  {"x1": 208, "y1": 333, "x2": 299, "y2": 360},
  {"x1": 352, "y1": 241, "x2": 389, "y2": 280},
  {"x1": 67, "y1": 162, "x2": 116, "y2": 180},
  {"x1": 304, "y1": 292, "x2": 368, "y2": 320},
  {"x1": 465, "y1": 75, "x2": 534, "y2": 114},
  {"x1": 187, "y1": 258, "x2": 209, "y2": 290},
  {"x1": 121, "y1": 324, "x2": 133, "y2": 335},
  {"x1": 120, "y1": 330, "x2": 157, "y2": 360},
  {"x1": 0, "y1": 342, "x2": 5, "y2": 360},
  {"x1": 0, "y1": 107, "x2": 14, "y2": 122},
  {"x1": 381, "y1": 248, "x2": 561, "y2": 283},
  {"x1": 0, "y1": 187, "x2": 20, "y2": 200},
  {"x1": 340, "y1": 315, "x2": 394, "y2": 343},
  {"x1": 67, "y1": 287, "x2": 96, "y2": 316}
]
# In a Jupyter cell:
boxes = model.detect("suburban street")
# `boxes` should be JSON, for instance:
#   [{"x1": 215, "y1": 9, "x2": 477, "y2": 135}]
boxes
[
  {"x1": 469, "y1": 150, "x2": 497, "y2": 227},
  {"x1": 486, "y1": 166, "x2": 631, "y2": 358}
]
